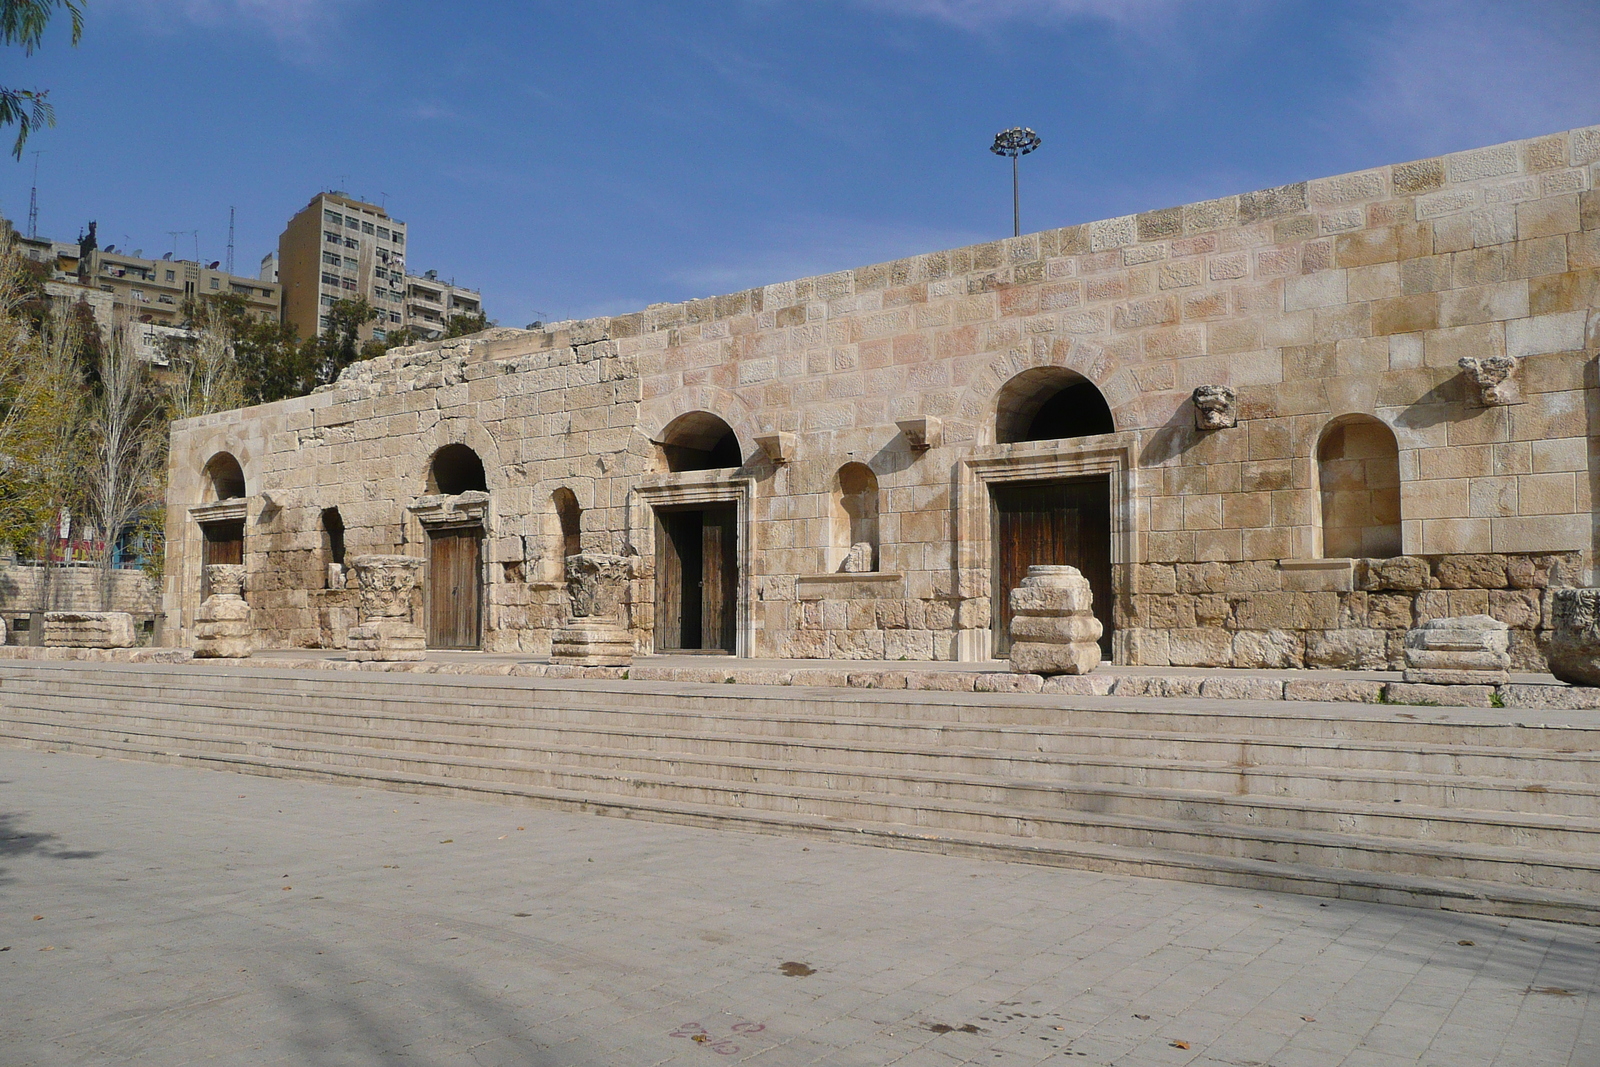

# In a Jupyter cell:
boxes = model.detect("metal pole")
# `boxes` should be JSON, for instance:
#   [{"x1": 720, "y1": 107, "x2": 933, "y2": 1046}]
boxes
[{"x1": 1012, "y1": 154, "x2": 1020, "y2": 238}]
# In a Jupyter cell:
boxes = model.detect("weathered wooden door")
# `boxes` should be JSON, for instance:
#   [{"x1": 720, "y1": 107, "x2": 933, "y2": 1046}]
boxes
[
  {"x1": 427, "y1": 526, "x2": 482, "y2": 649},
  {"x1": 199, "y1": 520, "x2": 244, "y2": 600},
  {"x1": 656, "y1": 505, "x2": 737, "y2": 653},
  {"x1": 991, "y1": 477, "x2": 1112, "y2": 658}
]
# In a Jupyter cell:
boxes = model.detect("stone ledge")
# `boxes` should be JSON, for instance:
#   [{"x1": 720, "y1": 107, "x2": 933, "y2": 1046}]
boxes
[
  {"x1": 795, "y1": 573, "x2": 906, "y2": 601},
  {"x1": 0, "y1": 646, "x2": 194, "y2": 664}
]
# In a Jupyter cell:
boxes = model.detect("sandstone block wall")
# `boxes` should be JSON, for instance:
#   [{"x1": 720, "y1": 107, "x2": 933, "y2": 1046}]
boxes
[{"x1": 166, "y1": 125, "x2": 1600, "y2": 668}]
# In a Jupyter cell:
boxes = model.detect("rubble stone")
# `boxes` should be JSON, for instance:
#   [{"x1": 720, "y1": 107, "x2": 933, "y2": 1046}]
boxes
[{"x1": 1402, "y1": 614, "x2": 1511, "y2": 685}]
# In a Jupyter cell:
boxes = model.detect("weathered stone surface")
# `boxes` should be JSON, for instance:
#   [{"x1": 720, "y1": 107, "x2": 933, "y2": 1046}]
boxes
[
  {"x1": 1383, "y1": 682, "x2": 1497, "y2": 708},
  {"x1": 1198, "y1": 677, "x2": 1285, "y2": 701},
  {"x1": 1546, "y1": 588, "x2": 1600, "y2": 686},
  {"x1": 194, "y1": 564, "x2": 251, "y2": 658},
  {"x1": 1008, "y1": 566, "x2": 1102, "y2": 675},
  {"x1": 1283, "y1": 680, "x2": 1385, "y2": 703},
  {"x1": 1232, "y1": 629, "x2": 1302, "y2": 669},
  {"x1": 1304, "y1": 629, "x2": 1389, "y2": 670},
  {"x1": 1498, "y1": 683, "x2": 1600, "y2": 709},
  {"x1": 43, "y1": 611, "x2": 136, "y2": 649},
  {"x1": 840, "y1": 543, "x2": 874, "y2": 574},
  {"x1": 346, "y1": 619, "x2": 426, "y2": 662},
  {"x1": 564, "y1": 553, "x2": 630, "y2": 619},
  {"x1": 1459, "y1": 354, "x2": 1521, "y2": 406},
  {"x1": 550, "y1": 623, "x2": 633, "y2": 667},
  {"x1": 1041, "y1": 674, "x2": 1115, "y2": 696},
  {"x1": 1359, "y1": 557, "x2": 1433, "y2": 592},
  {"x1": 348, "y1": 555, "x2": 425, "y2": 620},
  {"x1": 1112, "y1": 675, "x2": 1205, "y2": 698}
]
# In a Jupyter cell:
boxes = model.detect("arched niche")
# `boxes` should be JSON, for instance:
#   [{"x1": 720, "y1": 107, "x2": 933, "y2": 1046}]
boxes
[
  {"x1": 1316, "y1": 415, "x2": 1401, "y2": 559},
  {"x1": 426, "y1": 443, "x2": 488, "y2": 495},
  {"x1": 553, "y1": 487, "x2": 582, "y2": 561},
  {"x1": 201, "y1": 451, "x2": 246, "y2": 502},
  {"x1": 658, "y1": 411, "x2": 742, "y2": 472},
  {"x1": 832, "y1": 462, "x2": 880, "y2": 572},
  {"x1": 994, "y1": 367, "x2": 1115, "y2": 445}
]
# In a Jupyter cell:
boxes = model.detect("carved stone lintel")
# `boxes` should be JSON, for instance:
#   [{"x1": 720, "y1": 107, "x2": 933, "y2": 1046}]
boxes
[
  {"x1": 564, "y1": 552, "x2": 630, "y2": 620},
  {"x1": 1191, "y1": 385, "x2": 1237, "y2": 431},
  {"x1": 1459, "y1": 355, "x2": 1521, "y2": 406},
  {"x1": 895, "y1": 415, "x2": 942, "y2": 452}
]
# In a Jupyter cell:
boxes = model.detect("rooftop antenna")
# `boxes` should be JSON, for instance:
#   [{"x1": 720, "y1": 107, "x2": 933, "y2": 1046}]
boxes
[
  {"x1": 225, "y1": 206, "x2": 235, "y2": 276},
  {"x1": 26, "y1": 151, "x2": 41, "y2": 239}
]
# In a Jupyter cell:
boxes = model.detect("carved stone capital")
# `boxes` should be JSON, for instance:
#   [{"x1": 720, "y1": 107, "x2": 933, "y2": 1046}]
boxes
[
  {"x1": 564, "y1": 552, "x2": 631, "y2": 620},
  {"x1": 1191, "y1": 385, "x2": 1237, "y2": 431},
  {"x1": 1458, "y1": 355, "x2": 1521, "y2": 406}
]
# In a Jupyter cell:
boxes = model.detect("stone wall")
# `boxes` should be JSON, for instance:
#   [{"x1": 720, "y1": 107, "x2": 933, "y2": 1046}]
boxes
[
  {"x1": 165, "y1": 124, "x2": 1600, "y2": 668},
  {"x1": 0, "y1": 562, "x2": 161, "y2": 641}
]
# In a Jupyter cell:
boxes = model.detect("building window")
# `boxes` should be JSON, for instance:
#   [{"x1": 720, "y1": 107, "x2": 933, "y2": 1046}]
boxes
[
  {"x1": 324, "y1": 210, "x2": 342, "y2": 224},
  {"x1": 362, "y1": 222, "x2": 375, "y2": 234},
  {"x1": 390, "y1": 312, "x2": 402, "y2": 323},
  {"x1": 377, "y1": 227, "x2": 390, "y2": 240},
  {"x1": 165, "y1": 270, "x2": 175, "y2": 281},
  {"x1": 319, "y1": 315, "x2": 331, "y2": 329},
  {"x1": 345, "y1": 217, "x2": 359, "y2": 229},
  {"x1": 130, "y1": 288, "x2": 146, "y2": 302},
  {"x1": 341, "y1": 278, "x2": 357, "y2": 291},
  {"x1": 344, "y1": 237, "x2": 358, "y2": 249},
  {"x1": 373, "y1": 328, "x2": 386, "y2": 341},
  {"x1": 322, "y1": 272, "x2": 339, "y2": 286},
  {"x1": 321, "y1": 294, "x2": 336, "y2": 306},
  {"x1": 325, "y1": 231, "x2": 340, "y2": 243},
  {"x1": 209, "y1": 278, "x2": 220, "y2": 289},
  {"x1": 322, "y1": 251, "x2": 340, "y2": 265},
  {"x1": 392, "y1": 232, "x2": 404, "y2": 246},
  {"x1": 343, "y1": 256, "x2": 357, "y2": 269}
]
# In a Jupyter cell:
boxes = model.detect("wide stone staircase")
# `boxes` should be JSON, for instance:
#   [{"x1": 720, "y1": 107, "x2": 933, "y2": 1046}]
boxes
[{"x1": 2, "y1": 661, "x2": 1597, "y2": 924}]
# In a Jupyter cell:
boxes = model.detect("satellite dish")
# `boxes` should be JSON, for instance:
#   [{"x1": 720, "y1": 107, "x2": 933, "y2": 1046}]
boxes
[{"x1": 208, "y1": 261, "x2": 220, "y2": 269}]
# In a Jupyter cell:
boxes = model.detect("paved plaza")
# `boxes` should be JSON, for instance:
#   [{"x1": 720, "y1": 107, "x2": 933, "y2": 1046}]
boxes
[{"x1": 0, "y1": 748, "x2": 1595, "y2": 1066}]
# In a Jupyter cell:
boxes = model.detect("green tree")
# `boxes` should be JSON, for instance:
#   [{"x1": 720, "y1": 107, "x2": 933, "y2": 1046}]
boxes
[
  {"x1": 0, "y1": 0, "x2": 84, "y2": 158},
  {"x1": 443, "y1": 311, "x2": 493, "y2": 338}
]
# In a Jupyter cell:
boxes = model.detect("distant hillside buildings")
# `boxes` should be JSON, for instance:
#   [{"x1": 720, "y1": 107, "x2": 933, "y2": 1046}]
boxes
[{"x1": 11, "y1": 191, "x2": 486, "y2": 352}]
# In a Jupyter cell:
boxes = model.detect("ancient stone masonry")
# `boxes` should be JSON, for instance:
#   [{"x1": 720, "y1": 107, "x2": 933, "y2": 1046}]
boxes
[
  {"x1": 43, "y1": 611, "x2": 136, "y2": 649},
  {"x1": 192, "y1": 565, "x2": 251, "y2": 658},
  {"x1": 345, "y1": 555, "x2": 426, "y2": 662},
  {"x1": 1402, "y1": 614, "x2": 1510, "y2": 685},
  {"x1": 1008, "y1": 566, "x2": 1102, "y2": 675},
  {"x1": 1547, "y1": 588, "x2": 1600, "y2": 686},
  {"x1": 164, "y1": 125, "x2": 1600, "y2": 671},
  {"x1": 550, "y1": 552, "x2": 633, "y2": 667}
]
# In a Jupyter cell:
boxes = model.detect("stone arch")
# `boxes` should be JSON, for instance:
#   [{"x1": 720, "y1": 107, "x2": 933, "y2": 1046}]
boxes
[
  {"x1": 640, "y1": 386, "x2": 758, "y2": 471},
  {"x1": 994, "y1": 367, "x2": 1116, "y2": 444},
  {"x1": 953, "y1": 342, "x2": 1137, "y2": 446},
  {"x1": 831, "y1": 462, "x2": 880, "y2": 572},
  {"x1": 426, "y1": 443, "x2": 488, "y2": 495},
  {"x1": 414, "y1": 420, "x2": 502, "y2": 496},
  {"x1": 201, "y1": 451, "x2": 247, "y2": 502},
  {"x1": 1316, "y1": 414, "x2": 1401, "y2": 559},
  {"x1": 553, "y1": 487, "x2": 582, "y2": 559},
  {"x1": 656, "y1": 411, "x2": 744, "y2": 472}
]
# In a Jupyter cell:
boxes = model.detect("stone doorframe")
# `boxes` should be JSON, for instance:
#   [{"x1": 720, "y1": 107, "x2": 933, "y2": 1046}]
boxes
[
  {"x1": 628, "y1": 472, "x2": 755, "y2": 657},
  {"x1": 184, "y1": 498, "x2": 250, "y2": 631},
  {"x1": 405, "y1": 491, "x2": 493, "y2": 643},
  {"x1": 954, "y1": 437, "x2": 1137, "y2": 662}
]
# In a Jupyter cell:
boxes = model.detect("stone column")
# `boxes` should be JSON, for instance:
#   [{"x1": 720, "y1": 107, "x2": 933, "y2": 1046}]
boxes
[
  {"x1": 1402, "y1": 614, "x2": 1509, "y2": 685},
  {"x1": 346, "y1": 555, "x2": 427, "y2": 662},
  {"x1": 551, "y1": 552, "x2": 633, "y2": 667},
  {"x1": 1548, "y1": 589, "x2": 1600, "y2": 687},
  {"x1": 193, "y1": 564, "x2": 252, "y2": 658},
  {"x1": 1008, "y1": 565, "x2": 1102, "y2": 675}
]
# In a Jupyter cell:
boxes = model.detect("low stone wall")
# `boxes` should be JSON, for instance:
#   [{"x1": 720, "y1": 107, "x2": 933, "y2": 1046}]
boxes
[{"x1": 1115, "y1": 552, "x2": 1585, "y2": 672}]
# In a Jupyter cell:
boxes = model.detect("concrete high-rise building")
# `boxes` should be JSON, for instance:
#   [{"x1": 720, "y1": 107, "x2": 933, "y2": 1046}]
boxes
[
  {"x1": 402, "y1": 270, "x2": 482, "y2": 340},
  {"x1": 278, "y1": 193, "x2": 408, "y2": 343}
]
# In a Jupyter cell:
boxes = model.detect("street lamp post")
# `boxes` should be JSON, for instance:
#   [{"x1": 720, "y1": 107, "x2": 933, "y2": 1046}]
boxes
[{"x1": 990, "y1": 127, "x2": 1042, "y2": 238}]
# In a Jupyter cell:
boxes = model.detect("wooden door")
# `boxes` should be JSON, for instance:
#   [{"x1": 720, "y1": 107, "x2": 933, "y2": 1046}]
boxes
[
  {"x1": 427, "y1": 526, "x2": 482, "y2": 649},
  {"x1": 200, "y1": 520, "x2": 244, "y2": 600},
  {"x1": 991, "y1": 477, "x2": 1112, "y2": 658},
  {"x1": 655, "y1": 505, "x2": 738, "y2": 653}
]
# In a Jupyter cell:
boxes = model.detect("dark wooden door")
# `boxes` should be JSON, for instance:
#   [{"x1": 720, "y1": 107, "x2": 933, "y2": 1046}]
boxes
[
  {"x1": 427, "y1": 526, "x2": 482, "y2": 649},
  {"x1": 200, "y1": 520, "x2": 244, "y2": 600},
  {"x1": 991, "y1": 477, "x2": 1112, "y2": 658},
  {"x1": 656, "y1": 505, "x2": 737, "y2": 653}
]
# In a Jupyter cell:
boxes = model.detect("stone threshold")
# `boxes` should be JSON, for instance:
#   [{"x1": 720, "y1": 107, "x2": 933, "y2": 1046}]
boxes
[{"x1": 3, "y1": 644, "x2": 1595, "y2": 711}]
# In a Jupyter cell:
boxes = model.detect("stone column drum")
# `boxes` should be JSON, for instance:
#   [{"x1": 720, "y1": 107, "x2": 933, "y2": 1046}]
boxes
[
  {"x1": 345, "y1": 555, "x2": 427, "y2": 662},
  {"x1": 1547, "y1": 588, "x2": 1600, "y2": 687},
  {"x1": 1007, "y1": 565, "x2": 1103, "y2": 676},
  {"x1": 1402, "y1": 614, "x2": 1509, "y2": 685},
  {"x1": 551, "y1": 553, "x2": 633, "y2": 667},
  {"x1": 193, "y1": 564, "x2": 252, "y2": 658}
]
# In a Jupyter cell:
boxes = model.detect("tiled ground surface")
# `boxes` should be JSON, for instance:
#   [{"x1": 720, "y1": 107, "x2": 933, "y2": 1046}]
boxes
[{"x1": 1, "y1": 747, "x2": 1594, "y2": 1066}]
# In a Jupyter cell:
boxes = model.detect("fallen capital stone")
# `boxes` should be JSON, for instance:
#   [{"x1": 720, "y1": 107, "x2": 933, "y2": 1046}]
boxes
[
  {"x1": 1547, "y1": 589, "x2": 1600, "y2": 687},
  {"x1": 1403, "y1": 614, "x2": 1509, "y2": 685}
]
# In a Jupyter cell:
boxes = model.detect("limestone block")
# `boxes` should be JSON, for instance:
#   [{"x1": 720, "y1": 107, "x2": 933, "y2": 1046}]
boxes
[
  {"x1": 347, "y1": 555, "x2": 425, "y2": 620},
  {"x1": 563, "y1": 552, "x2": 630, "y2": 620},
  {"x1": 1112, "y1": 675, "x2": 1204, "y2": 698},
  {"x1": 840, "y1": 543, "x2": 874, "y2": 574},
  {"x1": 550, "y1": 622, "x2": 633, "y2": 667},
  {"x1": 1041, "y1": 674, "x2": 1115, "y2": 696},
  {"x1": 1435, "y1": 554, "x2": 1508, "y2": 590},
  {"x1": 1007, "y1": 565, "x2": 1102, "y2": 676},
  {"x1": 1358, "y1": 556, "x2": 1433, "y2": 592},
  {"x1": 1198, "y1": 677, "x2": 1286, "y2": 701},
  {"x1": 1383, "y1": 682, "x2": 1498, "y2": 708},
  {"x1": 1282, "y1": 679, "x2": 1385, "y2": 703},
  {"x1": 1231, "y1": 629, "x2": 1303, "y2": 669},
  {"x1": 1498, "y1": 683, "x2": 1600, "y2": 710},
  {"x1": 1304, "y1": 628, "x2": 1389, "y2": 670},
  {"x1": 43, "y1": 611, "x2": 136, "y2": 649},
  {"x1": 1546, "y1": 588, "x2": 1600, "y2": 686},
  {"x1": 1403, "y1": 614, "x2": 1511, "y2": 684},
  {"x1": 346, "y1": 619, "x2": 426, "y2": 662}
]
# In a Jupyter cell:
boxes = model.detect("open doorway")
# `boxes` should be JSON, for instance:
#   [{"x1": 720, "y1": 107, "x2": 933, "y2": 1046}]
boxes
[
  {"x1": 991, "y1": 477, "x2": 1113, "y2": 659},
  {"x1": 655, "y1": 504, "x2": 738, "y2": 653}
]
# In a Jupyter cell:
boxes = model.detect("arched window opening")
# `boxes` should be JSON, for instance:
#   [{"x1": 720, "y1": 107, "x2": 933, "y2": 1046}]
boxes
[
  {"x1": 320, "y1": 507, "x2": 346, "y2": 586},
  {"x1": 427, "y1": 443, "x2": 487, "y2": 495},
  {"x1": 833, "y1": 462, "x2": 880, "y2": 572},
  {"x1": 1317, "y1": 415, "x2": 1401, "y2": 559},
  {"x1": 202, "y1": 452, "x2": 246, "y2": 502},
  {"x1": 658, "y1": 411, "x2": 742, "y2": 472},
  {"x1": 994, "y1": 368, "x2": 1115, "y2": 445},
  {"x1": 553, "y1": 488, "x2": 582, "y2": 561}
]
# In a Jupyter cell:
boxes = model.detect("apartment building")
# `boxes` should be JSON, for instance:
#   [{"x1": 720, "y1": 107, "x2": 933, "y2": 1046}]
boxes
[
  {"x1": 278, "y1": 193, "x2": 408, "y2": 343},
  {"x1": 402, "y1": 270, "x2": 482, "y2": 340}
]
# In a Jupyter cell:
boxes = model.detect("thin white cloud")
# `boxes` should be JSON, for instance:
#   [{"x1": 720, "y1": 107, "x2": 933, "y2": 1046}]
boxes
[
  {"x1": 106, "y1": 0, "x2": 351, "y2": 45},
  {"x1": 1350, "y1": 0, "x2": 1600, "y2": 156},
  {"x1": 857, "y1": 0, "x2": 1189, "y2": 29}
]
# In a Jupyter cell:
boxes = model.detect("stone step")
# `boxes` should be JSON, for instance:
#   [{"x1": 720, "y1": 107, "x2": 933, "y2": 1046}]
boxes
[
  {"x1": 14, "y1": 691, "x2": 1600, "y2": 817},
  {"x1": 11, "y1": 664, "x2": 1597, "y2": 749},
  {"x1": 4, "y1": 722, "x2": 1596, "y2": 925},
  {"x1": 7, "y1": 714, "x2": 1598, "y2": 893},
  {"x1": 10, "y1": 704, "x2": 1598, "y2": 852},
  {"x1": 16, "y1": 683, "x2": 1600, "y2": 787}
]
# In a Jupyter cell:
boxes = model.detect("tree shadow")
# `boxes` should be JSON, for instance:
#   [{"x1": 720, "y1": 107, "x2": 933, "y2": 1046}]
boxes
[{"x1": 0, "y1": 806, "x2": 104, "y2": 885}]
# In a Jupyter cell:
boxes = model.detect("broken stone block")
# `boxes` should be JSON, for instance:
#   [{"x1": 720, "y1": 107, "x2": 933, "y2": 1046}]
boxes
[
  {"x1": 1008, "y1": 565, "x2": 1102, "y2": 676},
  {"x1": 1547, "y1": 588, "x2": 1600, "y2": 687},
  {"x1": 552, "y1": 551, "x2": 633, "y2": 667},
  {"x1": 193, "y1": 564, "x2": 251, "y2": 658},
  {"x1": 1402, "y1": 614, "x2": 1510, "y2": 685},
  {"x1": 43, "y1": 611, "x2": 135, "y2": 649},
  {"x1": 840, "y1": 542, "x2": 875, "y2": 573},
  {"x1": 345, "y1": 555, "x2": 426, "y2": 661},
  {"x1": 550, "y1": 624, "x2": 634, "y2": 667},
  {"x1": 1191, "y1": 384, "x2": 1237, "y2": 430},
  {"x1": 1459, "y1": 354, "x2": 1521, "y2": 406}
]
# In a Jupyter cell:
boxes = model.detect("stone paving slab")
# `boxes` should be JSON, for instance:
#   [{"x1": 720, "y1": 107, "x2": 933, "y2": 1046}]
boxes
[{"x1": 0, "y1": 749, "x2": 1595, "y2": 1066}]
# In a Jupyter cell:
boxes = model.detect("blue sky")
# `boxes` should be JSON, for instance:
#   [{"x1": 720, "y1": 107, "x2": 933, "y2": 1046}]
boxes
[{"x1": 3, "y1": 0, "x2": 1599, "y2": 329}]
